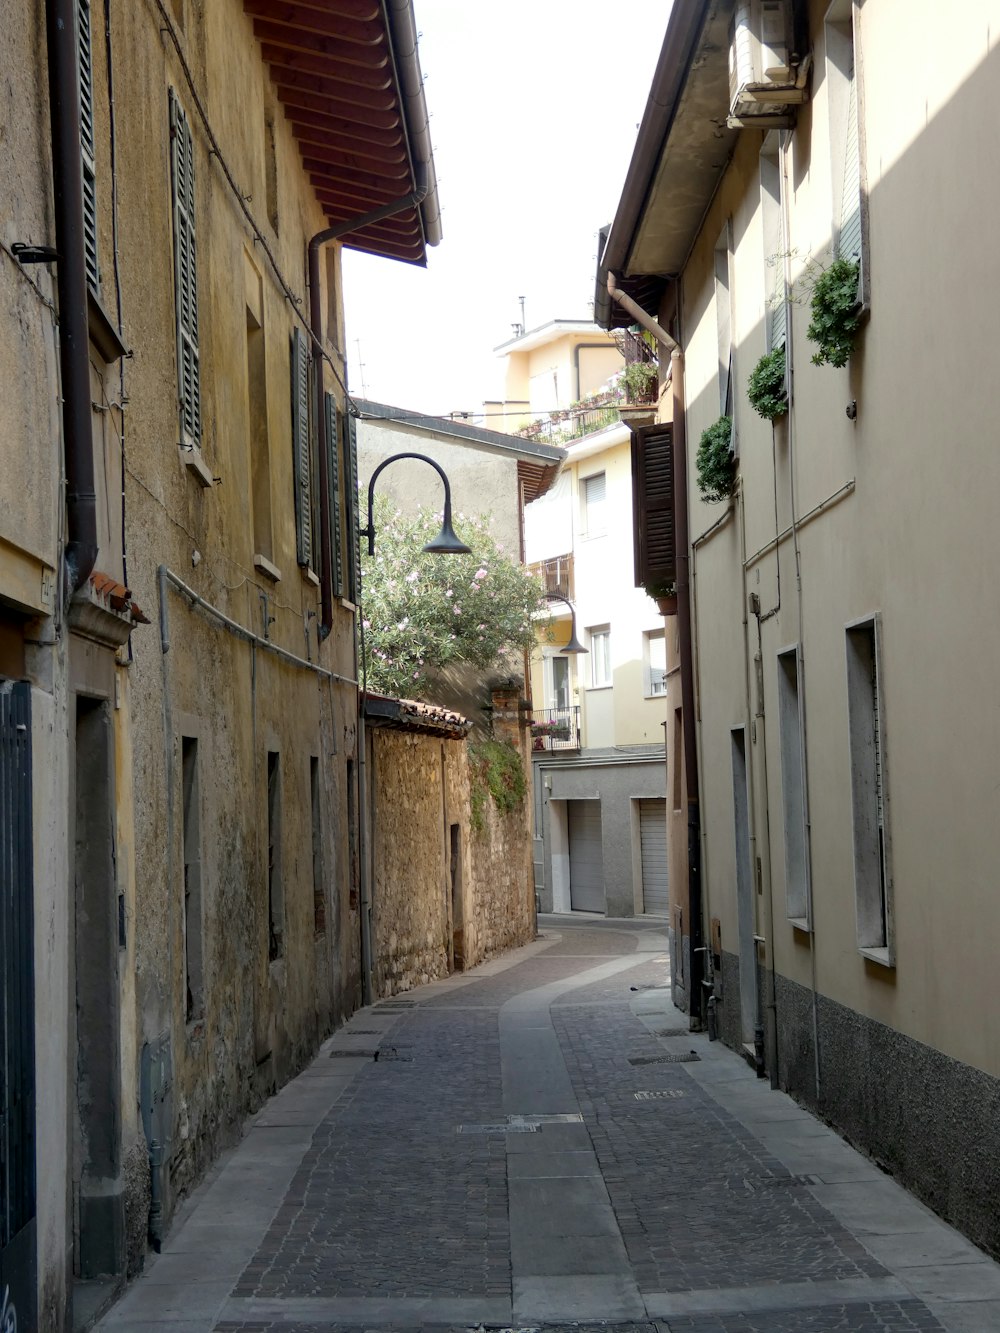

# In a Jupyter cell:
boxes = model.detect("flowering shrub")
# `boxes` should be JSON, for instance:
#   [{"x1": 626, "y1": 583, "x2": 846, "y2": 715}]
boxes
[{"x1": 360, "y1": 496, "x2": 546, "y2": 699}]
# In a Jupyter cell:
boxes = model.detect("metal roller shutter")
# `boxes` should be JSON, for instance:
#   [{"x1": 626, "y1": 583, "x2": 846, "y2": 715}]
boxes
[
  {"x1": 639, "y1": 798, "x2": 669, "y2": 915},
  {"x1": 568, "y1": 800, "x2": 605, "y2": 913}
]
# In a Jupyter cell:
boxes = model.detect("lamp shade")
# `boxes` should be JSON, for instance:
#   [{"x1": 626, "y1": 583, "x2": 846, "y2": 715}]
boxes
[
  {"x1": 422, "y1": 515, "x2": 472, "y2": 555},
  {"x1": 560, "y1": 625, "x2": 588, "y2": 655}
]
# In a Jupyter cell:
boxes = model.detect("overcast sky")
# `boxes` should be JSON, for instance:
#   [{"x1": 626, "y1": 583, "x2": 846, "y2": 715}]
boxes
[{"x1": 341, "y1": 2, "x2": 671, "y2": 419}]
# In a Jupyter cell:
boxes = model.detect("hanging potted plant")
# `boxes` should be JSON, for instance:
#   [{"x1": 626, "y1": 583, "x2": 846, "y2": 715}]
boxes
[
  {"x1": 747, "y1": 344, "x2": 788, "y2": 420},
  {"x1": 618, "y1": 360, "x2": 659, "y2": 425},
  {"x1": 695, "y1": 415, "x2": 737, "y2": 503},
  {"x1": 806, "y1": 257, "x2": 862, "y2": 368},
  {"x1": 644, "y1": 577, "x2": 678, "y2": 616}
]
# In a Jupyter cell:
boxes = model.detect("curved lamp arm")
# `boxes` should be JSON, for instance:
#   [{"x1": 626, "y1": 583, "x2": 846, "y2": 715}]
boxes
[
  {"x1": 543, "y1": 591, "x2": 588, "y2": 654},
  {"x1": 361, "y1": 451, "x2": 472, "y2": 556}
]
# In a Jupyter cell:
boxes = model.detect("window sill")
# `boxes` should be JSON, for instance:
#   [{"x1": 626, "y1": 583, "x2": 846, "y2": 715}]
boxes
[
  {"x1": 645, "y1": 691, "x2": 667, "y2": 700},
  {"x1": 181, "y1": 444, "x2": 214, "y2": 488},
  {"x1": 587, "y1": 683, "x2": 613, "y2": 692},
  {"x1": 303, "y1": 568, "x2": 320, "y2": 587},
  {"x1": 87, "y1": 288, "x2": 129, "y2": 363},
  {"x1": 859, "y1": 945, "x2": 894, "y2": 969},
  {"x1": 788, "y1": 915, "x2": 812, "y2": 935},
  {"x1": 254, "y1": 554, "x2": 282, "y2": 582}
]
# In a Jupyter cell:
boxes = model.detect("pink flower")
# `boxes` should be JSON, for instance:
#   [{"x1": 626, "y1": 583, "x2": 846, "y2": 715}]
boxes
[{"x1": 475, "y1": 568, "x2": 488, "y2": 580}]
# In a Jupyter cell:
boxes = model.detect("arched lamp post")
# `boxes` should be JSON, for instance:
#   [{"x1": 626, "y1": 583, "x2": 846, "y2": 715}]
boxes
[
  {"x1": 543, "y1": 591, "x2": 588, "y2": 654},
  {"x1": 361, "y1": 452, "x2": 472, "y2": 556}
]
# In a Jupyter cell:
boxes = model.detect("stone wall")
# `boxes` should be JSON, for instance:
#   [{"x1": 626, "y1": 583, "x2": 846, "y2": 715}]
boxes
[{"x1": 369, "y1": 687, "x2": 535, "y2": 996}]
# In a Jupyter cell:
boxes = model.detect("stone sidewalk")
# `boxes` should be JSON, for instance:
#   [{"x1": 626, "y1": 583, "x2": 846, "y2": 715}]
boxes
[{"x1": 98, "y1": 918, "x2": 1000, "y2": 1333}]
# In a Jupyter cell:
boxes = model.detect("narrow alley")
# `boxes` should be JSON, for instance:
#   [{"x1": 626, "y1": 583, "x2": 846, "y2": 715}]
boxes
[{"x1": 97, "y1": 919, "x2": 1000, "y2": 1333}]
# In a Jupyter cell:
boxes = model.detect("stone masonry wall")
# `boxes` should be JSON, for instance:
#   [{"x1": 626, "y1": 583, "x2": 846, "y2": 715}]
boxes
[{"x1": 369, "y1": 688, "x2": 535, "y2": 996}]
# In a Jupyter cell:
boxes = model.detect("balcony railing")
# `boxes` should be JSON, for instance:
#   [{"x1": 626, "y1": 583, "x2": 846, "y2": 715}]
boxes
[
  {"x1": 528, "y1": 554, "x2": 574, "y2": 601},
  {"x1": 530, "y1": 706, "x2": 581, "y2": 753}
]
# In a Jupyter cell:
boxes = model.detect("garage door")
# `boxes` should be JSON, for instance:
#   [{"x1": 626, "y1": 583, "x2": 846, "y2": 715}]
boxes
[
  {"x1": 639, "y1": 798, "x2": 669, "y2": 915},
  {"x1": 568, "y1": 800, "x2": 605, "y2": 913}
]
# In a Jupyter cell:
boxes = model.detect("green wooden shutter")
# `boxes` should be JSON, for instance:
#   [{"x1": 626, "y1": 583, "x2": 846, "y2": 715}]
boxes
[
  {"x1": 325, "y1": 393, "x2": 344, "y2": 599},
  {"x1": 631, "y1": 424, "x2": 675, "y2": 590},
  {"x1": 840, "y1": 52, "x2": 863, "y2": 266},
  {"x1": 78, "y1": 0, "x2": 99, "y2": 295},
  {"x1": 342, "y1": 411, "x2": 360, "y2": 603},
  {"x1": 290, "y1": 328, "x2": 312, "y2": 568},
  {"x1": 169, "y1": 90, "x2": 201, "y2": 448}
]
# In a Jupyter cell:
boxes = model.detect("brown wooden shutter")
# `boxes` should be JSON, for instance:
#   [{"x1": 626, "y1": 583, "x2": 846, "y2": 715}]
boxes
[{"x1": 631, "y1": 423, "x2": 675, "y2": 589}]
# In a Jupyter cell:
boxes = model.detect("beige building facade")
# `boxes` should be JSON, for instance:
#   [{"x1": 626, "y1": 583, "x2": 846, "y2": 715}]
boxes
[
  {"x1": 0, "y1": 1, "x2": 440, "y2": 1326},
  {"x1": 597, "y1": 0, "x2": 1000, "y2": 1256}
]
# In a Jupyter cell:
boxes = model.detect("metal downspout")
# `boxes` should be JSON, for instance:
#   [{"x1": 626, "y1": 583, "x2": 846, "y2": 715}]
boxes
[
  {"x1": 308, "y1": 162, "x2": 429, "y2": 640},
  {"x1": 671, "y1": 350, "x2": 705, "y2": 1029},
  {"x1": 607, "y1": 272, "x2": 678, "y2": 353},
  {"x1": 47, "y1": 0, "x2": 98, "y2": 596}
]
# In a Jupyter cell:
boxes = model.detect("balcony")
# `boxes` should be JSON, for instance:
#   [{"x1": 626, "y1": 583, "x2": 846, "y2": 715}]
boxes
[
  {"x1": 530, "y1": 706, "x2": 581, "y2": 753},
  {"x1": 528, "y1": 554, "x2": 574, "y2": 601}
]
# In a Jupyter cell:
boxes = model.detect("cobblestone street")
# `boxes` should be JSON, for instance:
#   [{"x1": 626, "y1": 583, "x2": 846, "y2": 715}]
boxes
[{"x1": 98, "y1": 919, "x2": 1000, "y2": 1333}]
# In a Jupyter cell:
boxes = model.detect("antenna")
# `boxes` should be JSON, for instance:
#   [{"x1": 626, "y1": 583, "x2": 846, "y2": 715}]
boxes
[
  {"x1": 354, "y1": 338, "x2": 368, "y2": 400},
  {"x1": 518, "y1": 294, "x2": 526, "y2": 332}
]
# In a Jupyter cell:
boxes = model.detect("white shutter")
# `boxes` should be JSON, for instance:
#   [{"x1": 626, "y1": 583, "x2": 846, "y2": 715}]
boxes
[
  {"x1": 78, "y1": 0, "x2": 99, "y2": 294},
  {"x1": 840, "y1": 58, "x2": 863, "y2": 265},
  {"x1": 170, "y1": 90, "x2": 201, "y2": 448},
  {"x1": 291, "y1": 329, "x2": 313, "y2": 568}
]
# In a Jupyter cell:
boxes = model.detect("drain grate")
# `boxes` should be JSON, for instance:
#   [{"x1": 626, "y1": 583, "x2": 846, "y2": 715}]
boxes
[
  {"x1": 377, "y1": 999, "x2": 416, "y2": 1010},
  {"x1": 650, "y1": 1027, "x2": 689, "y2": 1037},
  {"x1": 458, "y1": 1123, "x2": 538, "y2": 1135},
  {"x1": 735, "y1": 1173, "x2": 822, "y2": 1191},
  {"x1": 344, "y1": 1028, "x2": 381, "y2": 1035},
  {"x1": 635, "y1": 1089, "x2": 686, "y2": 1100},
  {"x1": 329, "y1": 1049, "x2": 379, "y2": 1059},
  {"x1": 629, "y1": 1052, "x2": 700, "y2": 1065}
]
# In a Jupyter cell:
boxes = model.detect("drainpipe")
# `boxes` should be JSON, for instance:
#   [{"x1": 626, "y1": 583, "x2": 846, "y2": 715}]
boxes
[
  {"x1": 607, "y1": 273, "x2": 703, "y2": 1026},
  {"x1": 607, "y1": 272, "x2": 678, "y2": 354},
  {"x1": 47, "y1": 0, "x2": 98, "y2": 595},
  {"x1": 308, "y1": 162, "x2": 429, "y2": 640},
  {"x1": 670, "y1": 350, "x2": 705, "y2": 1030}
]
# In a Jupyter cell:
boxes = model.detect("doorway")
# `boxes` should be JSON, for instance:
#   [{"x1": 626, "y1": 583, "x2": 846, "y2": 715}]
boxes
[
  {"x1": 568, "y1": 799, "x2": 605, "y2": 913},
  {"x1": 731, "y1": 728, "x2": 757, "y2": 1044}
]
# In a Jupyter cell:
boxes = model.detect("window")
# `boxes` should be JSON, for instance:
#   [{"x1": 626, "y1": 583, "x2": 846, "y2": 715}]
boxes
[
  {"x1": 311, "y1": 756, "x2": 325, "y2": 936},
  {"x1": 267, "y1": 751, "x2": 283, "y2": 960},
  {"x1": 78, "y1": 0, "x2": 99, "y2": 295},
  {"x1": 777, "y1": 647, "x2": 808, "y2": 924},
  {"x1": 181, "y1": 737, "x2": 203, "y2": 1021},
  {"x1": 760, "y1": 134, "x2": 787, "y2": 352},
  {"x1": 588, "y1": 627, "x2": 611, "y2": 688},
  {"x1": 644, "y1": 630, "x2": 666, "y2": 697},
  {"x1": 846, "y1": 618, "x2": 892, "y2": 961},
  {"x1": 582, "y1": 472, "x2": 606, "y2": 537},
  {"x1": 714, "y1": 223, "x2": 734, "y2": 416},
  {"x1": 548, "y1": 655, "x2": 570, "y2": 710},
  {"x1": 826, "y1": 2, "x2": 865, "y2": 285},
  {"x1": 169, "y1": 90, "x2": 201, "y2": 450},
  {"x1": 290, "y1": 327, "x2": 312, "y2": 570}
]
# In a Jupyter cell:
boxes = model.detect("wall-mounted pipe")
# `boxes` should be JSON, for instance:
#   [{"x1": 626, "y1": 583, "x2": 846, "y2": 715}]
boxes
[
  {"x1": 607, "y1": 272, "x2": 678, "y2": 354},
  {"x1": 308, "y1": 162, "x2": 429, "y2": 639},
  {"x1": 47, "y1": 0, "x2": 98, "y2": 595}
]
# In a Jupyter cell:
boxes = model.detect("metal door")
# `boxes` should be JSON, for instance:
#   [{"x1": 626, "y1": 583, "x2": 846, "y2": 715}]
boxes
[
  {"x1": 568, "y1": 799, "x2": 605, "y2": 913},
  {"x1": 638, "y1": 799, "x2": 669, "y2": 915},
  {"x1": 0, "y1": 681, "x2": 36, "y2": 1330}
]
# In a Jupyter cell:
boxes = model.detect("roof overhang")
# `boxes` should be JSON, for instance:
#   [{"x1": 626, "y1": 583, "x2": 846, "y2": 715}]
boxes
[
  {"x1": 244, "y1": 0, "x2": 441, "y2": 265},
  {"x1": 594, "y1": 1, "x2": 739, "y2": 328},
  {"x1": 493, "y1": 320, "x2": 617, "y2": 356},
  {"x1": 364, "y1": 693, "x2": 471, "y2": 738}
]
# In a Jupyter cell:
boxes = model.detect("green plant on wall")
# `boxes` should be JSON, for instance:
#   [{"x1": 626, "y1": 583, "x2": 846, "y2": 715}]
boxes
[
  {"x1": 468, "y1": 738, "x2": 526, "y2": 834},
  {"x1": 695, "y1": 415, "x2": 737, "y2": 503},
  {"x1": 747, "y1": 345, "x2": 788, "y2": 420},
  {"x1": 806, "y1": 257, "x2": 862, "y2": 368}
]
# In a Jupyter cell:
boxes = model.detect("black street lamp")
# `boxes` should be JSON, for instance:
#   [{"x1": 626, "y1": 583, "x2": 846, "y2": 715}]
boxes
[
  {"x1": 543, "y1": 591, "x2": 588, "y2": 654},
  {"x1": 361, "y1": 452, "x2": 472, "y2": 556}
]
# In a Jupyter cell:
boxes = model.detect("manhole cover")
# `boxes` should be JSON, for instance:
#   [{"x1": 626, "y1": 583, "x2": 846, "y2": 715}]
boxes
[
  {"x1": 629, "y1": 1052, "x2": 700, "y2": 1065},
  {"x1": 635, "y1": 1089, "x2": 686, "y2": 1100}
]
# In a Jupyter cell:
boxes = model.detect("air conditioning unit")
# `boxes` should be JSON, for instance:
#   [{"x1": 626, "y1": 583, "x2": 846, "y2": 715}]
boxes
[{"x1": 728, "y1": 0, "x2": 810, "y2": 127}]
